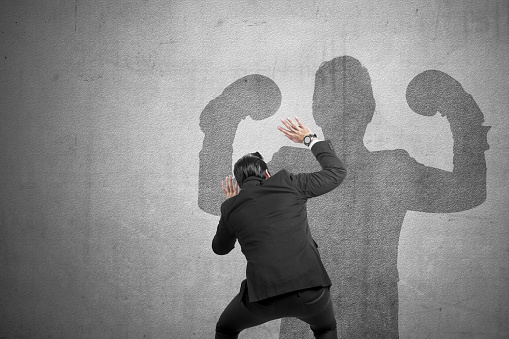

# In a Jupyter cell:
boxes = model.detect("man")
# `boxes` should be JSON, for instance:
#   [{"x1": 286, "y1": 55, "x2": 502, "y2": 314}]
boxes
[{"x1": 212, "y1": 117, "x2": 347, "y2": 339}]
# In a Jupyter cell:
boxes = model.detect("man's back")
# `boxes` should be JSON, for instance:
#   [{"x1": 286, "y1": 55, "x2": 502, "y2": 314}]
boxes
[
  {"x1": 212, "y1": 118, "x2": 345, "y2": 339},
  {"x1": 213, "y1": 140, "x2": 346, "y2": 302}
]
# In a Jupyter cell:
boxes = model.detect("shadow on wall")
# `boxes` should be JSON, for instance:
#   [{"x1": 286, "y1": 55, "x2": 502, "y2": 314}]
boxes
[
  {"x1": 198, "y1": 56, "x2": 490, "y2": 338},
  {"x1": 198, "y1": 74, "x2": 281, "y2": 215}
]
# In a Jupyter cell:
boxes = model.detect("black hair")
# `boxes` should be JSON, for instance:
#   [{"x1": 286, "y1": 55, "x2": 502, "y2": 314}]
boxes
[{"x1": 233, "y1": 152, "x2": 269, "y2": 188}]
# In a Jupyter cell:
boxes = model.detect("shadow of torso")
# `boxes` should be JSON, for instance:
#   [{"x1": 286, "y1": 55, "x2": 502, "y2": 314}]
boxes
[{"x1": 269, "y1": 146, "x2": 421, "y2": 338}]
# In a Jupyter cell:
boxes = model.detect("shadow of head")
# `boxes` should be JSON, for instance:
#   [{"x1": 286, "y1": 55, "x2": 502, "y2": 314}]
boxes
[{"x1": 312, "y1": 56, "x2": 376, "y2": 136}]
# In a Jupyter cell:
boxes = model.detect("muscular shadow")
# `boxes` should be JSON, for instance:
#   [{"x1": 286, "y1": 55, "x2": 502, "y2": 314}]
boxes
[
  {"x1": 198, "y1": 57, "x2": 489, "y2": 338},
  {"x1": 198, "y1": 74, "x2": 281, "y2": 215}
]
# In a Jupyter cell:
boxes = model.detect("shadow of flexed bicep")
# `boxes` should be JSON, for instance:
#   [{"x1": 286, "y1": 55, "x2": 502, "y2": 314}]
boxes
[
  {"x1": 198, "y1": 75, "x2": 281, "y2": 215},
  {"x1": 403, "y1": 70, "x2": 490, "y2": 213}
]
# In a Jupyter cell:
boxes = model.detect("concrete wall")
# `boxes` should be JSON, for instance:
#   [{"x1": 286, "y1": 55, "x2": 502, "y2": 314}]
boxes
[{"x1": 0, "y1": 0, "x2": 508, "y2": 338}]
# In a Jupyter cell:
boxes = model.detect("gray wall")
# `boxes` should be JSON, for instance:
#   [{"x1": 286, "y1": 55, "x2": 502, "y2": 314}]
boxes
[{"x1": 1, "y1": 0, "x2": 508, "y2": 338}]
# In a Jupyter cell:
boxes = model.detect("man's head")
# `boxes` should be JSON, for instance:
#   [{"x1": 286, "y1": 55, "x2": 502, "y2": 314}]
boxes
[{"x1": 234, "y1": 152, "x2": 270, "y2": 188}]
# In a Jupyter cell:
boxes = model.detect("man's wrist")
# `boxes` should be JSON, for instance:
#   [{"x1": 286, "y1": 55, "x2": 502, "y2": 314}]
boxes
[
  {"x1": 308, "y1": 138, "x2": 320, "y2": 149},
  {"x1": 303, "y1": 133, "x2": 317, "y2": 146}
]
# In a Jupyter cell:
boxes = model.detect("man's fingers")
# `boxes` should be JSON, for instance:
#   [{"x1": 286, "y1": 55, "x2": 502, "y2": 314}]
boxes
[
  {"x1": 278, "y1": 126, "x2": 294, "y2": 138},
  {"x1": 281, "y1": 118, "x2": 297, "y2": 131},
  {"x1": 286, "y1": 117, "x2": 297, "y2": 129},
  {"x1": 288, "y1": 118, "x2": 299, "y2": 130},
  {"x1": 279, "y1": 117, "x2": 310, "y2": 144},
  {"x1": 280, "y1": 119, "x2": 292, "y2": 130},
  {"x1": 222, "y1": 175, "x2": 239, "y2": 198},
  {"x1": 228, "y1": 175, "x2": 234, "y2": 192},
  {"x1": 279, "y1": 129, "x2": 292, "y2": 137},
  {"x1": 277, "y1": 126, "x2": 291, "y2": 134}
]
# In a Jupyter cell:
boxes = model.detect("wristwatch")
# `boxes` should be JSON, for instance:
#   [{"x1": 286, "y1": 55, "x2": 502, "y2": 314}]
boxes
[{"x1": 303, "y1": 133, "x2": 317, "y2": 147}]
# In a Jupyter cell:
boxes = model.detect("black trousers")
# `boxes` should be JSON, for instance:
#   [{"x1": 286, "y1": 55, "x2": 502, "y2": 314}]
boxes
[{"x1": 215, "y1": 282, "x2": 337, "y2": 339}]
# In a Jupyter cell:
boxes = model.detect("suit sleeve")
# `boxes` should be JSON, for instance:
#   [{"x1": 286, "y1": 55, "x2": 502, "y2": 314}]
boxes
[
  {"x1": 211, "y1": 202, "x2": 236, "y2": 255},
  {"x1": 289, "y1": 140, "x2": 347, "y2": 199}
]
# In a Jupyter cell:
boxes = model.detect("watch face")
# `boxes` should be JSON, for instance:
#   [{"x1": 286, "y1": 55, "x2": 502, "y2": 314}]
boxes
[{"x1": 304, "y1": 136, "x2": 311, "y2": 144}]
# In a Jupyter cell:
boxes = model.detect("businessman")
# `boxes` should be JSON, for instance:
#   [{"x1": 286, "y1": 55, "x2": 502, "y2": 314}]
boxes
[{"x1": 212, "y1": 117, "x2": 347, "y2": 339}]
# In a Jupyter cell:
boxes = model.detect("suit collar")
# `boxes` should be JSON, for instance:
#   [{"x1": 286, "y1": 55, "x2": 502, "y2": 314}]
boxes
[{"x1": 242, "y1": 176, "x2": 263, "y2": 187}]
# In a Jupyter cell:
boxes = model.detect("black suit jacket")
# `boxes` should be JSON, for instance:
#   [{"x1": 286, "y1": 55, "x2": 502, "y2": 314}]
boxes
[{"x1": 212, "y1": 140, "x2": 347, "y2": 302}]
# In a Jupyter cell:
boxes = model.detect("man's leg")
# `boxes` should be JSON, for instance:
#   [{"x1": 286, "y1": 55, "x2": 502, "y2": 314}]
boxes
[
  {"x1": 216, "y1": 285, "x2": 337, "y2": 339},
  {"x1": 215, "y1": 291, "x2": 276, "y2": 339},
  {"x1": 294, "y1": 287, "x2": 338, "y2": 339}
]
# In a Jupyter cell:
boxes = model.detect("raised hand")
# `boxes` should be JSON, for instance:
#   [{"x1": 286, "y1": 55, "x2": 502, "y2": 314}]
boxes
[
  {"x1": 277, "y1": 117, "x2": 315, "y2": 144},
  {"x1": 221, "y1": 175, "x2": 239, "y2": 199}
]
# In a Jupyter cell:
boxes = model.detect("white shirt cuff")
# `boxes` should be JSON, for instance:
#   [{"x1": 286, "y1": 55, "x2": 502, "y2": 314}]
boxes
[{"x1": 308, "y1": 139, "x2": 321, "y2": 149}]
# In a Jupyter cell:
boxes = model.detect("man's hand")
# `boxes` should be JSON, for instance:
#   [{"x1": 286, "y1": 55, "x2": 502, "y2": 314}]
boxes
[
  {"x1": 278, "y1": 117, "x2": 315, "y2": 144},
  {"x1": 222, "y1": 175, "x2": 239, "y2": 199}
]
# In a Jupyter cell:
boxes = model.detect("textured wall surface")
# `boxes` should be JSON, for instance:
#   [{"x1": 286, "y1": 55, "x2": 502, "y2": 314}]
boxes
[{"x1": 1, "y1": 1, "x2": 508, "y2": 338}]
